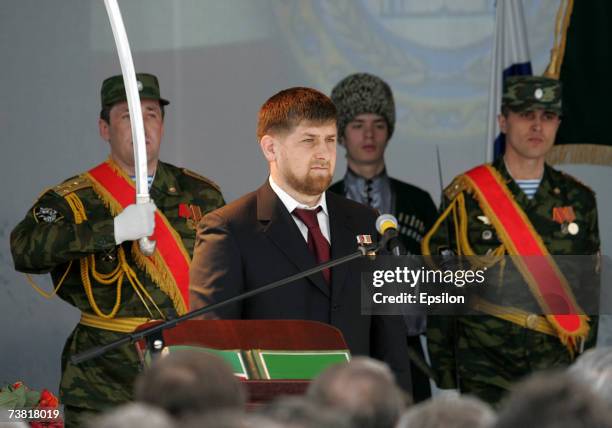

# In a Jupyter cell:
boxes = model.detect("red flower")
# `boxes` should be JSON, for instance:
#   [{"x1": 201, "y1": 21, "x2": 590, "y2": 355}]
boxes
[
  {"x1": 37, "y1": 389, "x2": 59, "y2": 409},
  {"x1": 30, "y1": 422, "x2": 63, "y2": 428},
  {"x1": 12, "y1": 381, "x2": 23, "y2": 390}
]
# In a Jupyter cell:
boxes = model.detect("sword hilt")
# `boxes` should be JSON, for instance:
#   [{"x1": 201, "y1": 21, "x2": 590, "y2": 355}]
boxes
[
  {"x1": 137, "y1": 194, "x2": 156, "y2": 256},
  {"x1": 139, "y1": 236, "x2": 156, "y2": 256}
]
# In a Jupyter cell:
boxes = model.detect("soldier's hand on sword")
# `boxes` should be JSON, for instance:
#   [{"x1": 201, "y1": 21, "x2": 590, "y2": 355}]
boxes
[{"x1": 113, "y1": 201, "x2": 156, "y2": 245}]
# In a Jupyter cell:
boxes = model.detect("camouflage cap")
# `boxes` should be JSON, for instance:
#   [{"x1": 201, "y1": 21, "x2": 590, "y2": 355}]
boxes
[
  {"x1": 502, "y1": 76, "x2": 561, "y2": 114},
  {"x1": 331, "y1": 73, "x2": 396, "y2": 139},
  {"x1": 101, "y1": 73, "x2": 170, "y2": 108}
]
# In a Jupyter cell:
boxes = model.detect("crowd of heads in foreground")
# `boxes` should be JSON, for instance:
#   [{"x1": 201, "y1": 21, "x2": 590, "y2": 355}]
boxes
[{"x1": 65, "y1": 346, "x2": 612, "y2": 428}]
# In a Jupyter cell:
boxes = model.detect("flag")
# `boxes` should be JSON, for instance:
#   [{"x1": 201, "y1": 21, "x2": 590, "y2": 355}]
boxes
[
  {"x1": 545, "y1": 0, "x2": 612, "y2": 166},
  {"x1": 485, "y1": 0, "x2": 532, "y2": 162}
]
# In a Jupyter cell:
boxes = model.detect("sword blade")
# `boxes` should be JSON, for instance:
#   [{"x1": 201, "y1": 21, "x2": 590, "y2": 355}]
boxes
[
  {"x1": 103, "y1": 0, "x2": 149, "y2": 202},
  {"x1": 104, "y1": 0, "x2": 156, "y2": 256}
]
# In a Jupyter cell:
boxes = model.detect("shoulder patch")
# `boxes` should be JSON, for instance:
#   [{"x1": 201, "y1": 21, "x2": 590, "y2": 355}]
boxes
[
  {"x1": 52, "y1": 175, "x2": 92, "y2": 197},
  {"x1": 444, "y1": 176, "x2": 468, "y2": 200},
  {"x1": 33, "y1": 206, "x2": 63, "y2": 224},
  {"x1": 182, "y1": 168, "x2": 221, "y2": 192}
]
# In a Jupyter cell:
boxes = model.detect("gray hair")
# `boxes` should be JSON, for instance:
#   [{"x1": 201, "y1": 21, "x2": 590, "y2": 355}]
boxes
[
  {"x1": 87, "y1": 403, "x2": 174, "y2": 428},
  {"x1": 259, "y1": 396, "x2": 352, "y2": 428},
  {"x1": 134, "y1": 349, "x2": 246, "y2": 419},
  {"x1": 397, "y1": 394, "x2": 496, "y2": 428},
  {"x1": 182, "y1": 410, "x2": 283, "y2": 428},
  {"x1": 495, "y1": 371, "x2": 612, "y2": 428},
  {"x1": 568, "y1": 346, "x2": 612, "y2": 408},
  {"x1": 307, "y1": 356, "x2": 406, "y2": 428}
]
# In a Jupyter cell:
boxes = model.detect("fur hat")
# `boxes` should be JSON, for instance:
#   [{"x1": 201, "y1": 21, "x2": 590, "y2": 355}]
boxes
[{"x1": 331, "y1": 73, "x2": 395, "y2": 139}]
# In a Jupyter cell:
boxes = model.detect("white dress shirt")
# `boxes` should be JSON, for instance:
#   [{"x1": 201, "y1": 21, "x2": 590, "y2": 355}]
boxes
[{"x1": 269, "y1": 176, "x2": 331, "y2": 244}]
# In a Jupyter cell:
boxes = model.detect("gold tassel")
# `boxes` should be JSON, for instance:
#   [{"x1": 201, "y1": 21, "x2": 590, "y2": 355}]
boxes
[
  {"x1": 130, "y1": 242, "x2": 187, "y2": 315},
  {"x1": 544, "y1": 0, "x2": 574, "y2": 79}
]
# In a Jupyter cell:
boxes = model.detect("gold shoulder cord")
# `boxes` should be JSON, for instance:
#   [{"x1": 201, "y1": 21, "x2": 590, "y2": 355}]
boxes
[
  {"x1": 29, "y1": 191, "x2": 165, "y2": 320},
  {"x1": 26, "y1": 264, "x2": 73, "y2": 298},
  {"x1": 422, "y1": 179, "x2": 506, "y2": 269}
]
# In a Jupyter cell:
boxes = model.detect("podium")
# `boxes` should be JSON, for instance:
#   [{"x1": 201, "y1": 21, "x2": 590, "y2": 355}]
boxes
[{"x1": 135, "y1": 319, "x2": 349, "y2": 407}]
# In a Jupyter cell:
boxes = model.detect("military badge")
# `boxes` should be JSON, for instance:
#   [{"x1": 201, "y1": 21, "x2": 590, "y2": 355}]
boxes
[
  {"x1": 477, "y1": 215, "x2": 491, "y2": 225},
  {"x1": 534, "y1": 88, "x2": 543, "y2": 100},
  {"x1": 552, "y1": 206, "x2": 578, "y2": 235},
  {"x1": 356, "y1": 234, "x2": 372, "y2": 245},
  {"x1": 481, "y1": 230, "x2": 493, "y2": 240},
  {"x1": 566, "y1": 222, "x2": 579, "y2": 235},
  {"x1": 437, "y1": 246, "x2": 455, "y2": 257},
  {"x1": 100, "y1": 247, "x2": 117, "y2": 263},
  {"x1": 33, "y1": 206, "x2": 63, "y2": 224},
  {"x1": 356, "y1": 234, "x2": 375, "y2": 256},
  {"x1": 178, "y1": 203, "x2": 203, "y2": 230}
]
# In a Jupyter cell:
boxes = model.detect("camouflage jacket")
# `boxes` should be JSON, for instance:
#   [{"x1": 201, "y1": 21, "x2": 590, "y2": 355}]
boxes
[
  {"x1": 10, "y1": 161, "x2": 224, "y2": 412},
  {"x1": 423, "y1": 158, "x2": 600, "y2": 403}
]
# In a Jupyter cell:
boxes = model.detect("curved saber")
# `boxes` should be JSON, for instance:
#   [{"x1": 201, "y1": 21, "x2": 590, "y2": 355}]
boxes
[{"x1": 104, "y1": 0, "x2": 156, "y2": 256}]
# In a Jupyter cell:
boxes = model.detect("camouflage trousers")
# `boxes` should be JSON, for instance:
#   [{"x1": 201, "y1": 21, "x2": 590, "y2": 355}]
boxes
[
  {"x1": 60, "y1": 325, "x2": 143, "y2": 414},
  {"x1": 63, "y1": 404, "x2": 97, "y2": 428},
  {"x1": 429, "y1": 315, "x2": 597, "y2": 405}
]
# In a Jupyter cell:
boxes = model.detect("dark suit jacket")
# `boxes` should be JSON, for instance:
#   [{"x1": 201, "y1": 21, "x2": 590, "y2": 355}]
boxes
[{"x1": 189, "y1": 181, "x2": 412, "y2": 390}]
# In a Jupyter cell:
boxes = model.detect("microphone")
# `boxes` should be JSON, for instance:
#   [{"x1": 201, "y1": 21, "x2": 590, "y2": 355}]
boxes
[{"x1": 375, "y1": 214, "x2": 405, "y2": 256}]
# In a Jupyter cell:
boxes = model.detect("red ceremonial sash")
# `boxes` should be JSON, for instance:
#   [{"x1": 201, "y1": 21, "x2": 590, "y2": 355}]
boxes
[
  {"x1": 85, "y1": 159, "x2": 189, "y2": 314},
  {"x1": 463, "y1": 165, "x2": 588, "y2": 347}
]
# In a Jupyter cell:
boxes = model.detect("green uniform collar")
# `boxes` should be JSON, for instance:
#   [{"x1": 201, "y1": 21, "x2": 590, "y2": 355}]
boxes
[
  {"x1": 150, "y1": 161, "x2": 181, "y2": 196},
  {"x1": 493, "y1": 157, "x2": 560, "y2": 207}
]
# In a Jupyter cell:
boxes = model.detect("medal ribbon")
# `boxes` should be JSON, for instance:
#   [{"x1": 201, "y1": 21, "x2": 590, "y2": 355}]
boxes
[{"x1": 553, "y1": 206, "x2": 576, "y2": 225}]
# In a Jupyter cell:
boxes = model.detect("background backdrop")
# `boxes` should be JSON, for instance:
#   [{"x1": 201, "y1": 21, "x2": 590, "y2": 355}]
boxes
[{"x1": 1, "y1": 0, "x2": 610, "y2": 391}]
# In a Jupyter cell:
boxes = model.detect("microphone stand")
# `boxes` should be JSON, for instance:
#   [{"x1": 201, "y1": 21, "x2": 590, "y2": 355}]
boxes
[{"x1": 70, "y1": 238, "x2": 384, "y2": 365}]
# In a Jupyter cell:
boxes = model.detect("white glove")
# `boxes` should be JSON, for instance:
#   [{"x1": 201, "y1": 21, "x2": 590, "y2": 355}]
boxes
[{"x1": 113, "y1": 202, "x2": 156, "y2": 245}]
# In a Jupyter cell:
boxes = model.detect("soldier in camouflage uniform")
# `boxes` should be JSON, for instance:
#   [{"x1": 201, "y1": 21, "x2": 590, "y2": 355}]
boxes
[
  {"x1": 10, "y1": 73, "x2": 225, "y2": 426},
  {"x1": 422, "y1": 76, "x2": 600, "y2": 404}
]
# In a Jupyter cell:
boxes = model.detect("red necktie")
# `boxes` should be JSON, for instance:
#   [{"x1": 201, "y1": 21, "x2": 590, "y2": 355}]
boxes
[{"x1": 293, "y1": 207, "x2": 331, "y2": 284}]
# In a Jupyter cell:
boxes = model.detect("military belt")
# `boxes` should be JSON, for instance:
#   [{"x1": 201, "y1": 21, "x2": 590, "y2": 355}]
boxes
[
  {"x1": 79, "y1": 312, "x2": 150, "y2": 333},
  {"x1": 470, "y1": 297, "x2": 557, "y2": 337}
]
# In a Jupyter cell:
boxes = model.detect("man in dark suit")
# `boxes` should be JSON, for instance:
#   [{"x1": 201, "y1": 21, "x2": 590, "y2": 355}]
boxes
[{"x1": 189, "y1": 87, "x2": 412, "y2": 391}]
